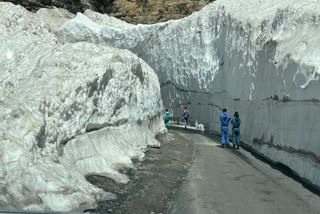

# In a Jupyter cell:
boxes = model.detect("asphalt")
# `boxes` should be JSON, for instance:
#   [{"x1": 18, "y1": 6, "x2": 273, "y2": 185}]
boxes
[
  {"x1": 87, "y1": 130, "x2": 194, "y2": 214},
  {"x1": 4, "y1": 129, "x2": 320, "y2": 214},
  {"x1": 170, "y1": 130, "x2": 320, "y2": 214}
]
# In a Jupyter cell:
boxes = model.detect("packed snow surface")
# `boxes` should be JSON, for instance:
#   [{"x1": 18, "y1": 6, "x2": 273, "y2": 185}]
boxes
[
  {"x1": 57, "y1": 0, "x2": 320, "y2": 188},
  {"x1": 0, "y1": 2, "x2": 164, "y2": 211},
  {"x1": 2, "y1": 0, "x2": 320, "y2": 211}
]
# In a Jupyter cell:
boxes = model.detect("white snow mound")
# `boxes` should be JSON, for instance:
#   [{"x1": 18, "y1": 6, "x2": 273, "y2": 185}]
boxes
[
  {"x1": 0, "y1": 2, "x2": 164, "y2": 211},
  {"x1": 57, "y1": 0, "x2": 320, "y2": 188}
]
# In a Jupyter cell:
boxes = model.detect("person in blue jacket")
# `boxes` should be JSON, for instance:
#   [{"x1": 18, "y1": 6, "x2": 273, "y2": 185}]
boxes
[
  {"x1": 231, "y1": 112, "x2": 241, "y2": 149},
  {"x1": 181, "y1": 107, "x2": 190, "y2": 128},
  {"x1": 164, "y1": 109, "x2": 171, "y2": 128},
  {"x1": 220, "y1": 108, "x2": 231, "y2": 147}
]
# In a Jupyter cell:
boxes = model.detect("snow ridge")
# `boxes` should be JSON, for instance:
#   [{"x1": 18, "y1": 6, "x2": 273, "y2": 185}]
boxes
[
  {"x1": 0, "y1": 2, "x2": 164, "y2": 211},
  {"x1": 57, "y1": 0, "x2": 320, "y2": 189}
]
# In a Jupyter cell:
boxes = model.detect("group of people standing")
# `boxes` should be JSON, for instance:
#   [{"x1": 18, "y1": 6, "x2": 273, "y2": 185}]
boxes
[
  {"x1": 220, "y1": 108, "x2": 241, "y2": 149},
  {"x1": 163, "y1": 107, "x2": 241, "y2": 149},
  {"x1": 163, "y1": 107, "x2": 190, "y2": 129}
]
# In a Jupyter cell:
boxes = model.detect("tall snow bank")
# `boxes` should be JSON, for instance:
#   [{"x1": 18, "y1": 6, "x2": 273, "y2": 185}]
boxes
[
  {"x1": 57, "y1": 0, "x2": 320, "y2": 188},
  {"x1": 0, "y1": 2, "x2": 164, "y2": 211}
]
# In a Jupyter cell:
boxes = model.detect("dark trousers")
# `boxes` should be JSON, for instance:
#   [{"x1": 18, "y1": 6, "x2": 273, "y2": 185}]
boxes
[{"x1": 184, "y1": 118, "x2": 188, "y2": 127}]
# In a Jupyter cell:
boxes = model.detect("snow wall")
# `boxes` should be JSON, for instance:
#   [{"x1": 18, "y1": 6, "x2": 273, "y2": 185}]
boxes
[
  {"x1": 57, "y1": 0, "x2": 320, "y2": 188},
  {"x1": 0, "y1": 2, "x2": 164, "y2": 211}
]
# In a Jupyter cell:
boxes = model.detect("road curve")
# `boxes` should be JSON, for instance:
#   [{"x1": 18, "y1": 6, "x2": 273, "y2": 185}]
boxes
[{"x1": 170, "y1": 129, "x2": 320, "y2": 214}]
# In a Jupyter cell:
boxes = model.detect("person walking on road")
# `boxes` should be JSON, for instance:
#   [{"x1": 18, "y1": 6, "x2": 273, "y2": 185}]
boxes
[
  {"x1": 231, "y1": 112, "x2": 241, "y2": 149},
  {"x1": 164, "y1": 109, "x2": 171, "y2": 128},
  {"x1": 220, "y1": 108, "x2": 231, "y2": 147},
  {"x1": 181, "y1": 107, "x2": 190, "y2": 128}
]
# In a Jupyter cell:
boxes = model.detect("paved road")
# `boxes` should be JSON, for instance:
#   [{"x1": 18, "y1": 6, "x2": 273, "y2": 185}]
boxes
[{"x1": 170, "y1": 130, "x2": 320, "y2": 214}]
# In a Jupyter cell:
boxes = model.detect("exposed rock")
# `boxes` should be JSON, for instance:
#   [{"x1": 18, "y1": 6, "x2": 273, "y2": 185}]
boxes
[
  {"x1": 2, "y1": 0, "x2": 214, "y2": 24},
  {"x1": 57, "y1": 0, "x2": 320, "y2": 189},
  {"x1": 104, "y1": 0, "x2": 215, "y2": 24},
  {"x1": 3, "y1": 0, "x2": 92, "y2": 13},
  {"x1": 0, "y1": 2, "x2": 164, "y2": 211}
]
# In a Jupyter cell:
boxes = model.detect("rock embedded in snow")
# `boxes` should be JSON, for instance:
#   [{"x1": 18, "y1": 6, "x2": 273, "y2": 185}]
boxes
[
  {"x1": 57, "y1": 0, "x2": 320, "y2": 188},
  {"x1": 0, "y1": 2, "x2": 164, "y2": 211}
]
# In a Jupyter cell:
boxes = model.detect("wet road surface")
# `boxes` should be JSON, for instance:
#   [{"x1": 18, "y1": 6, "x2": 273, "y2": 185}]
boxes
[
  {"x1": 170, "y1": 130, "x2": 320, "y2": 214},
  {"x1": 88, "y1": 129, "x2": 320, "y2": 214},
  {"x1": 87, "y1": 131, "x2": 194, "y2": 214}
]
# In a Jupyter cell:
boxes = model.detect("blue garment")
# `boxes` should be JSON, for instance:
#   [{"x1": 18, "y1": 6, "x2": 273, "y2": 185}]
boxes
[
  {"x1": 231, "y1": 117, "x2": 241, "y2": 129},
  {"x1": 220, "y1": 112, "x2": 231, "y2": 127},
  {"x1": 181, "y1": 109, "x2": 190, "y2": 118},
  {"x1": 182, "y1": 109, "x2": 190, "y2": 128},
  {"x1": 221, "y1": 126, "x2": 229, "y2": 145},
  {"x1": 220, "y1": 112, "x2": 231, "y2": 145},
  {"x1": 232, "y1": 131, "x2": 240, "y2": 145},
  {"x1": 164, "y1": 112, "x2": 171, "y2": 128},
  {"x1": 164, "y1": 112, "x2": 171, "y2": 121},
  {"x1": 165, "y1": 120, "x2": 171, "y2": 128},
  {"x1": 231, "y1": 117, "x2": 241, "y2": 145}
]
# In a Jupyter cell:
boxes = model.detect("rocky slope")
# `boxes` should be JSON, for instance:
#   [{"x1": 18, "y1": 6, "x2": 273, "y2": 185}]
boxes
[
  {"x1": 103, "y1": 0, "x2": 214, "y2": 24},
  {"x1": 3, "y1": 0, "x2": 214, "y2": 24},
  {"x1": 57, "y1": 0, "x2": 320, "y2": 189},
  {"x1": 0, "y1": 2, "x2": 164, "y2": 211}
]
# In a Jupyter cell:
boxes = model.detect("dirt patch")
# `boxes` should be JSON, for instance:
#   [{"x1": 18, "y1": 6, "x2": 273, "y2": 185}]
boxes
[{"x1": 86, "y1": 130, "x2": 194, "y2": 214}]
